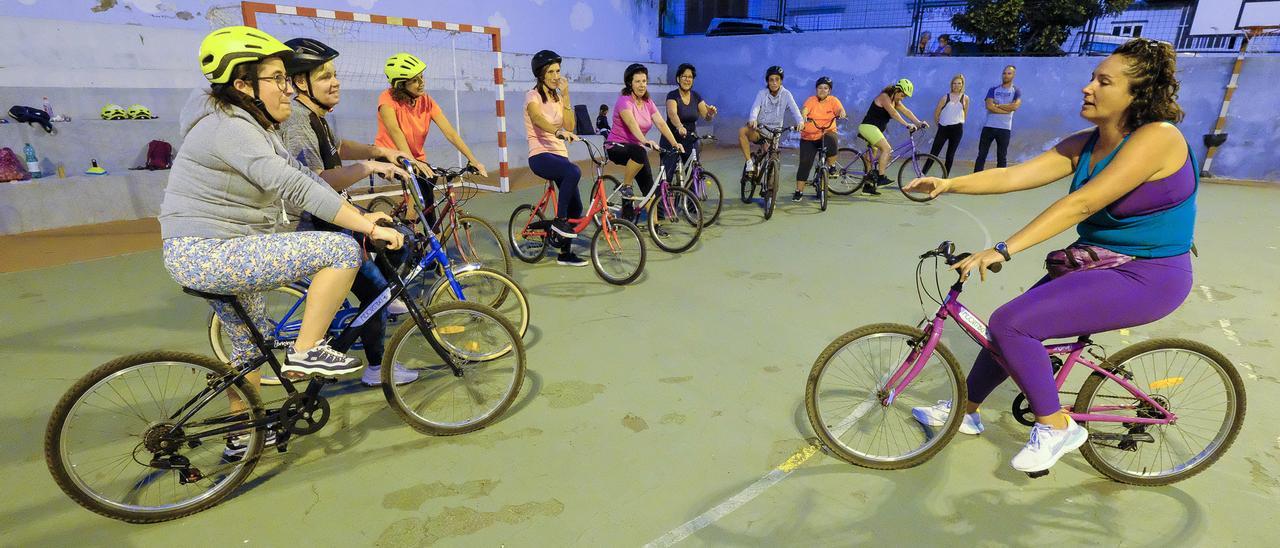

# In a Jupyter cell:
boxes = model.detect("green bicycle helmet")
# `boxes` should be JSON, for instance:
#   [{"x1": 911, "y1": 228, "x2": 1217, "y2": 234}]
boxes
[
  {"x1": 895, "y1": 78, "x2": 915, "y2": 98},
  {"x1": 199, "y1": 26, "x2": 293, "y2": 85},
  {"x1": 385, "y1": 52, "x2": 426, "y2": 86},
  {"x1": 126, "y1": 104, "x2": 155, "y2": 119},
  {"x1": 101, "y1": 104, "x2": 128, "y2": 120}
]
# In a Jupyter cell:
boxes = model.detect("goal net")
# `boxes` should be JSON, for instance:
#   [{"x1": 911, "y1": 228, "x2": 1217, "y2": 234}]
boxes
[{"x1": 209, "y1": 2, "x2": 510, "y2": 193}]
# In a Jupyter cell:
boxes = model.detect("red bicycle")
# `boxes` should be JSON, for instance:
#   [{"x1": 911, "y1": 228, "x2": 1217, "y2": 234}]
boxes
[{"x1": 507, "y1": 140, "x2": 647, "y2": 285}]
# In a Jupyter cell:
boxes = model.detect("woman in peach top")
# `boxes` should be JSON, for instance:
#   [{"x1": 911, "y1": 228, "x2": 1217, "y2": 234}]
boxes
[
  {"x1": 375, "y1": 52, "x2": 487, "y2": 180},
  {"x1": 524, "y1": 50, "x2": 588, "y2": 267}
]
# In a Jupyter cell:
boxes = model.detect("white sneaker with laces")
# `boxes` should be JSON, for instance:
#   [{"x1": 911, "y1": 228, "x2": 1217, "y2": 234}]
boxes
[
  {"x1": 744, "y1": 158, "x2": 755, "y2": 174},
  {"x1": 911, "y1": 400, "x2": 984, "y2": 435},
  {"x1": 1010, "y1": 417, "x2": 1088, "y2": 472},
  {"x1": 361, "y1": 363, "x2": 421, "y2": 386},
  {"x1": 283, "y1": 341, "x2": 362, "y2": 377}
]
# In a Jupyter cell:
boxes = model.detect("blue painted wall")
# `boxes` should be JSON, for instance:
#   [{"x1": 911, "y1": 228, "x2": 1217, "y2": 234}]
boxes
[
  {"x1": 662, "y1": 29, "x2": 1280, "y2": 182},
  {"x1": 0, "y1": 0, "x2": 662, "y2": 61}
]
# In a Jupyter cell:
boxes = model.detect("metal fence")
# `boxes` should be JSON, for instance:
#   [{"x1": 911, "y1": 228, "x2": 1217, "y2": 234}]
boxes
[{"x1": 660, "y1": 0, "x2": 1279, "y2": 56}]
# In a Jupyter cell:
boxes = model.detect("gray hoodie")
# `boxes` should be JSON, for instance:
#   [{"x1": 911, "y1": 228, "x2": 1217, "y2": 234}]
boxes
[{"x1": 158, "y1": 91, "x2": 345, "y2": 239}]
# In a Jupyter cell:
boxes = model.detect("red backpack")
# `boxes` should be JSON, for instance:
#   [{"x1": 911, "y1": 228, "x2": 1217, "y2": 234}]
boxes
[
  {"x1": 144, "y1": 140, "x2": 172, "y2": 170},
  {"x1": 0, "y1": 147, "x2": 31, "y2": 182}
]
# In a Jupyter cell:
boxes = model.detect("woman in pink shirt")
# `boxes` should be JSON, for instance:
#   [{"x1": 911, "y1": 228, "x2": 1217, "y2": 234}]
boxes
[
  {"x1": 524, "y1": 50, "x2": 588, "y2": 267},
  {"x1": 604, "y1": 63, "x2": 684, "y2": 219}
]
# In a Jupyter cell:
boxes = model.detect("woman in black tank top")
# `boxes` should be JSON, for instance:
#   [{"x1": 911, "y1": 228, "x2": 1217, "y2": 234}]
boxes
[{"x1": 857, "y1": 80, "x2": 927, "y2": 193}]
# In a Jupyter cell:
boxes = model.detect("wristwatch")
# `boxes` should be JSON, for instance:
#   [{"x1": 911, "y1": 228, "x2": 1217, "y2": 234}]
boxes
[{"x1": 994, "y1": 241, "x2": 1012, "y2": 261}]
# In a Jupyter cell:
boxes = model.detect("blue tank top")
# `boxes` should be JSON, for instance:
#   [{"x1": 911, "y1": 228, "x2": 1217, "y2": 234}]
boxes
[{"x1": 1071, "y1": 129, "x2": 1197, "y2": 259}]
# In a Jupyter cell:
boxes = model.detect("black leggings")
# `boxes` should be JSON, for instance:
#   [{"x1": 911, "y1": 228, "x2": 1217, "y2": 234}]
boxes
[
  {"x1": 925, "y1": 123, "x2": 963, "y2": 174},
  {"x1": 605, "y1": 142, "x2": 653, "y2": 195},
  {"x1": 796, "y1": 133, "x2": 838, "y2": 181}
]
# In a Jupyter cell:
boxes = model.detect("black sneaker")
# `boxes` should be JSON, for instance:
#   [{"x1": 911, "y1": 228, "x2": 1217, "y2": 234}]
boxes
[
  {"x1": 283, "y1": 341, "x2": 362, "y2": 377},
  {"x1": 862, "y1": 182, "x2": 881, "y2": 195},
  {"x1": 551, "y1": 219, "x2": 578, "y2": 239},
  {"x1": 876, "y1": 174, "x2": 894, "y2": 187},
  {"x1": 791, "y1": 191, "x2": 803, "y2": 202},
  {"x1": 556, "y1": 252, "x2": 589, "y2": 267},
  {"x1": 223, "y1": 428, "x2": 278, "y2": 460}
]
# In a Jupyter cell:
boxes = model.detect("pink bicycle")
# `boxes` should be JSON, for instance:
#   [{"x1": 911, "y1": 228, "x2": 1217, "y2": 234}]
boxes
[{"x1": 804, "y1": 241, "x2": 1245, "y2": 484}]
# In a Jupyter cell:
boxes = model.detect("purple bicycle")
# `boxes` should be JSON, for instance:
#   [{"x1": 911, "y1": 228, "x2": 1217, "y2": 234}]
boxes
[{"x1": 804, "y1": 241, "x2": 1245, "y2": 484}]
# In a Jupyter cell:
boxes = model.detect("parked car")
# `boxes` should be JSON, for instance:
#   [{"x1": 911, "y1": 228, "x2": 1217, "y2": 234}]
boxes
[{"x1": 705, "y1": 18, "x2": 801, "y2": 37}]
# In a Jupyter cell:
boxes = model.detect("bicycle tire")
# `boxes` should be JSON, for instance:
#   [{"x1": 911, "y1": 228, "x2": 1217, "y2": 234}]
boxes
[
  {"x1": 897, "y1": 153, "x2": 947, "y2": 203},
  {"x1": 591, "y1": 218, "x2": 646, "y2": 285},
  {"x1": 382, "y1": 301, "x2": 525, "y2": 435},
  {"x1": 763, "y1": 162, "x2": 778, "y2": 220},
  {"x1": 45, "y1": 351, "x2": 264, "y2": 523},
  {"x1": 425, "y1": 267, "x2": 530, "y2": 339},
  {"x1": 739, "y1": 168, "x2": 756, "y2": 204},
  {"x1": 805, "y1": 323, "x2": 965, "y2": 469},
  {"x1": 507, "y1": 204, "x2": 548, "y2": 264},
  {"x1": 442, "y1": 215, "x2": 513, "y2": 277},
  {"x1": 693, "y1": 171, "x2": 724, "y2": 226},
  {"x1": 648, "y1": 186, "x2": 703, "y2": 254},
  {"x1": 818, "y1": 168, "x2": 829, "y2": 212},
  {"x1": 367, "y1": 196, "x2": 400, "y2": 216},
  {"x1": 829, "y1": 147, "x2": 868, "y2": 195},
  {"x1": 1073, "y1": 338, "x2": 1246, "y2": 486},
  {"x1": 209, "y1": 284, "x2": 306, "y2": 366}
]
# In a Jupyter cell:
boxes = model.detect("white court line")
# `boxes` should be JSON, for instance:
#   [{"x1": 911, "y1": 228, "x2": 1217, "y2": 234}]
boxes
[
  {"x1": 1217, "y1": 318, "x2": 1242, "y2": 346},
  {"x1": 944, "y1": 202, "x2": 992, "y2": 249}
]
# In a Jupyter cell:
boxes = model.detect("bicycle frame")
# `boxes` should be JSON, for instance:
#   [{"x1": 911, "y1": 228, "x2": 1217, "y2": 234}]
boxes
[
  {"x1": 516, "y1": 140, "x2": 628, "y2": 254},
  {"x1": 883, "y1": 279, "x2": 1178, "y2": 426}
]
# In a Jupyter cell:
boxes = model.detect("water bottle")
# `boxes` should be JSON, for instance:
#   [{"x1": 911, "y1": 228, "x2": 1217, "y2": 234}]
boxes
[
  {"x1": 23, "y1": 143, "x2": 42, "y2": 179},
  {"x1": 42, "y1": 97, "x2": 53, "y2": 117}
]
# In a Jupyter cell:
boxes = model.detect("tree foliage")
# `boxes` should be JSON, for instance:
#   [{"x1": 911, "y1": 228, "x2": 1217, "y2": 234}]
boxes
[{"x1": 953, "y1": 0, "x2": 1135, "y2": 54}]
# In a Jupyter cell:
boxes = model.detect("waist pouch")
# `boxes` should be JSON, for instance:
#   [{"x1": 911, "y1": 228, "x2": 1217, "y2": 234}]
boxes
[{"x1": 1045, "y1": 244, "x2": 1134, "y2": 279}]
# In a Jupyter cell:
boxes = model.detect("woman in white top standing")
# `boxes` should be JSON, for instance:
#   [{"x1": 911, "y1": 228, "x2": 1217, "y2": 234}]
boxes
[{"x1": 926, "y1": 74, "x2": 969, "y2": 175}]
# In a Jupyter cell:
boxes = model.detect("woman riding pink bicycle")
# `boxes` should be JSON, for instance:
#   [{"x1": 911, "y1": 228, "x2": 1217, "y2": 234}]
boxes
[{"x1": 904, "y1": 38, "x2": 1198, "y2": 473}]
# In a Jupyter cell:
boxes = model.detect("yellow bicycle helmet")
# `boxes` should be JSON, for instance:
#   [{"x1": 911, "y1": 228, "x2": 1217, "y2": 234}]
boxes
[
  {"x1": 384, "y1": 53, "x2": 426, "y2": 85},
  {"x1": 101, "y1": 104, "x2": 128, "y2": 120},
  {"x1": 127, "y1": 104, "x2": 155, "y2": 119},
  {"x1": 199, "y1": 25, "x2": 293, "y2": 84},
  {"x1": 895, "y1": 78, "x2": 915, "y2": 98}
]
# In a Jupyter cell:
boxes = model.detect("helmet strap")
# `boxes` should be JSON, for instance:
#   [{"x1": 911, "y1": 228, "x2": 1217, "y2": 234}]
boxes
[{"x1": 249, "y1": 77, "x2": 282, "y2": 125}]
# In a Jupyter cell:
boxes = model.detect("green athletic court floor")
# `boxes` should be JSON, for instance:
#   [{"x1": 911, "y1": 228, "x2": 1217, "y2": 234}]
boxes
[{"x1": 3, "y1": 147, "x2": 1279, "y2": 546}]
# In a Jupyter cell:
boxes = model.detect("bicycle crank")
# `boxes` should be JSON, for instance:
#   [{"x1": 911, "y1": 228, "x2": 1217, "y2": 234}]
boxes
[{"x1": 280, "y1": 392, "x2": 331, "y2": 435}]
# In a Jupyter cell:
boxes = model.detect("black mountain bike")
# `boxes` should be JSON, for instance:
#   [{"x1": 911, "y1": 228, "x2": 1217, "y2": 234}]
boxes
[{"x1": 739, "y1": 125, "x2": 789, "y2": 221}]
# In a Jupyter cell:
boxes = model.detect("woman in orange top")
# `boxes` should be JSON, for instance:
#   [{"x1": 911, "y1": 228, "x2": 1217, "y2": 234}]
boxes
[
  {"x1": 794, "y1": 76, "x2": 846, "y2": 202},
  {"x1": 375, "y1": 53, "x2": 488, "y2": 181}
]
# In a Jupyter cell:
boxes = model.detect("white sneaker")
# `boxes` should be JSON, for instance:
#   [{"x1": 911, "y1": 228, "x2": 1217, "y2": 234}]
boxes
[
  {"x1": 388, "y1": 298, "x2": 409, "y2": 315},
  {"x1": 1010, "y1": 417, "x2": 1088, "y2": 472},
  {"x1": 361, "y1": 363, "x2": 421, "y2": 386},
  {"x1": 744, "y1": 158, "x2": 756, "y2": 174},
  {"x1": 911, "y1": 400, "x2": 984, "y2": 435},
  {"x1": 283, "y1": 341, "x2": 362, "y2": 377}
]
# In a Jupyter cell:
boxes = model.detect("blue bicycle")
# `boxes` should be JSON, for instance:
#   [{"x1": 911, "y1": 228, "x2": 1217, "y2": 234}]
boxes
[{"x1": 209, "y1": 163, "x2": 529, "y2": 371}]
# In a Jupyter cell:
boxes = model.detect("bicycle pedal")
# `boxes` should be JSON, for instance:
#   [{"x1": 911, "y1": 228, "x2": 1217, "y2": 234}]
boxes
[{"x1": 1026, "y1": 469, "x2": 1050, "y2": 479}]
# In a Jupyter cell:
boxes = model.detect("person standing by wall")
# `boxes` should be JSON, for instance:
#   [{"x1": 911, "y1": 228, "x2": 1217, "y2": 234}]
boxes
[
  {"x1": 925, "y1": 74, "x2": 968, "y2": 175},
  {"x1": 974, "y1": 65, "x2": 1021, "y2": 172}
]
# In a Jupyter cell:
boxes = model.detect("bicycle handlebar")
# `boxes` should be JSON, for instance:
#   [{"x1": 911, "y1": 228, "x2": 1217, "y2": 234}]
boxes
[{"x1": 920, "y1": 241, "x2": 1002, "y2": 273}]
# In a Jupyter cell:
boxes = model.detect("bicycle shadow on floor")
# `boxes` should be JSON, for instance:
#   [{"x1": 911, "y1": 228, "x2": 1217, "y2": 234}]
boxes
[
  {"x1": 712, "y1": 205, "x2": 767, "y2": 228},
  {"x1": 526, "y1": 281, "x2": 625, "y2": 299}
]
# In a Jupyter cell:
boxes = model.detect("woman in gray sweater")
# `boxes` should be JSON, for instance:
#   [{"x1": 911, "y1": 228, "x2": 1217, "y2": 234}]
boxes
[{"x1": 160, "y1": 27, "x2": 404, "y2": 389}]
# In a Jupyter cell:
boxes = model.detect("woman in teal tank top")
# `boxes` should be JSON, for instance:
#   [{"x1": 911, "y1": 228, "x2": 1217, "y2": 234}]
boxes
[{"x1": 902, "y1": 38, "x2": 1197, "y2": 473}]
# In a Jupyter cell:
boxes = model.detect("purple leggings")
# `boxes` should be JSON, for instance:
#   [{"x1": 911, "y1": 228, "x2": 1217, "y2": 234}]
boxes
[{"x1": 966, "y1": 252, "x2": 1193, "y2": 416}]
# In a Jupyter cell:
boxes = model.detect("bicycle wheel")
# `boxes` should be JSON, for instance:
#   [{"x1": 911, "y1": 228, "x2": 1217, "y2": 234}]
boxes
[
  {"x1": 442, "y1": 215, "x2": 512, "y2": 277},
  {"x1": 805, "y1": 323, "x2": 965, "y2": 469},
  {"x1": 897, "y1": 153, "x2": 947, "y2": 203},
  {"x1": 762, "y1": 161, "x2": 778, "y2": 220},
  {"x1": 590, "y1": 218, "x2": 646, "y2": 285},
  {"x1": 818, "y1": 168, "x2": 829, "y2": 212},
  {"x1": 382, "y1": 301, "x2": 525, "y2": 435},
  {"x1": 507, "y1": 204, "x2": 548, "y2": 264},
  {"x1": 691, "y1": 170, "x2": 724, "y2": 226},
  {"x1": 739, "y1": 167, "x2": 756, "y2": 204},
  {"x1": 829, "y1": 147, "x2": 868, "y2": 195},
  {"x1": 209, "y1": 284, "x2": 305, "y2": 366},
  {"x1": 1073, "y1": 338, "x2": 1245, "y2": 486},
  {"x1": 45, "y1": 351, "x2": 265, "y2": 523},
  {"x1": 648, "y1": 186, "x2": 703, "y2": 254},
  {"x1": 367, "y1": 196, "x2": 400, "y2": 216},
  {"x1": 425, "y1": 267, "x2": 530, "y2": 339}
]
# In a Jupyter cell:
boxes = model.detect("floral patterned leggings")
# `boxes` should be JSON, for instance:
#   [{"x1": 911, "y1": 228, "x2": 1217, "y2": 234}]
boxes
[{"x1": 163, "y1": 232, "x2": 362, "y2": 367}]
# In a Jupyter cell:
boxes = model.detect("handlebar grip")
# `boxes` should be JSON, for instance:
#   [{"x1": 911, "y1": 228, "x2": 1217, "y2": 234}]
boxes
[{"x1": 988, "y1": 263, "x2": 1003, "y2": 273}]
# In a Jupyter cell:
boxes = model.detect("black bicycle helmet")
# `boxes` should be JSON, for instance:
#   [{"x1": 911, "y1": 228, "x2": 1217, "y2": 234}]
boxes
[
  {"x1": 284, "y1": 38, "x2": 340, "y2": 109},
  {"x1": 531, "y1": 49, "x2": 562, "y2": 77},
  {"x1": 816, "y1": 76, "x2": 833, "y2": 88},
  {"x1": 765, "y1": 65, "x2": 784, "y2": 81}
]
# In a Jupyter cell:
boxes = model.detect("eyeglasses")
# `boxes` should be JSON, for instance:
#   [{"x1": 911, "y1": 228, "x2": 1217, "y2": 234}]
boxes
[
  {"x1": 678, "y1": 74, "x2": 694, "y2": 80},
  {"x1": 250, "y1": 73, "x2": 291, "y2": 92}
]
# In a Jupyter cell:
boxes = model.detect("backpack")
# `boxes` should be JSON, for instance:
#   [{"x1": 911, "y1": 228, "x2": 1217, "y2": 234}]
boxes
[
  {"x1": 144, "y1": 140, "x2": 172, "y2": 170},
  {"x1": 8, "y1": 105, "x2": 54, "y2": 133},
  {"x1": 0, "y1": 147, "x2": 31, "y2": 182}
]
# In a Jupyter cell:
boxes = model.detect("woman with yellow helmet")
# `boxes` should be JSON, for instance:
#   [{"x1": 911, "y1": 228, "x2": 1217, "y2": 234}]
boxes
[
  {"x1": 159, "y1": 26, "x2": 405, "y2": 438},
  {"x1": 375, "y1": 52, "x2": 488, "y2": 181},
  {"x1": 857, "y1": 78, "x2": 928, "y2": 194}
]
